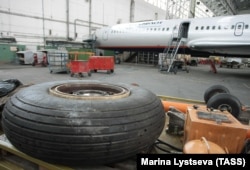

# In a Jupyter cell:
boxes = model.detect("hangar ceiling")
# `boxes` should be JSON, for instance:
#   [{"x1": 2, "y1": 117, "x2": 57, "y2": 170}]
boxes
[{"x1": 201, "y1": 0, "x2": 250, "y2": 16}]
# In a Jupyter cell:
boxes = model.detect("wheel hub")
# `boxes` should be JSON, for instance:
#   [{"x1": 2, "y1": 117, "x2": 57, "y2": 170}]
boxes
[
  {"x1": 218, "y1": 104, "x2": 233, "y2": 113},
  {"x1": 49, "y1": 82, "x2": 130, "y2": 100},
  {"x1": 72, "y1": 90, "x2": 111, "y2": 96}
]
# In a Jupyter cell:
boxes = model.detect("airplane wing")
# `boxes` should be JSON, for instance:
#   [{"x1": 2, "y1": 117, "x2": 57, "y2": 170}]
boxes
[{"x1": 187, "y1": 39, "x2": 250, "y2": 55}]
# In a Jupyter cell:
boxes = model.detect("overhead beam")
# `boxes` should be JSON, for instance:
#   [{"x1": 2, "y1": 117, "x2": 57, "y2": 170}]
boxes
[
  {"x1": 200, "y1": 0, "x2": 236, "y2": 16},
  {"x1": 188, "y1": 0, "x2": 196, "y2": 18}
]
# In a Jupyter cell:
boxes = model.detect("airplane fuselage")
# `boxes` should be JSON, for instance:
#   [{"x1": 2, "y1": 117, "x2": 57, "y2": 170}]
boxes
[{"x1": 94, "y1": 14, "x2": 250, "y2": 57}]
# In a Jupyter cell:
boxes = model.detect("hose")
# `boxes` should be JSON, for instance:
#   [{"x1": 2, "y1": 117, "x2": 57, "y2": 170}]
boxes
[{"x1": 154, "y1": 138, "x2": 183, "y2": 154}]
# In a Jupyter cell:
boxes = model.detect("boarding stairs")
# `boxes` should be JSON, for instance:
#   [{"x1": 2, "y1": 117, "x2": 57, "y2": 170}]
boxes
[{"x1": 160, "y1": 27, "x2": 187, "y2": 74}]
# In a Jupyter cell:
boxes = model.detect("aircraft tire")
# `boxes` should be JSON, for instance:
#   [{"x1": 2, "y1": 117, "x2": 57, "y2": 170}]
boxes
[
  {"x1": 2, "y1": 80, "x2": 165, "y2": 165},
  {"x1": 206, "y1": 93, "x2": 242, "y2": 118},
  {"x1": 204, "y1": 85, "x2": 230, "y2": 104}
]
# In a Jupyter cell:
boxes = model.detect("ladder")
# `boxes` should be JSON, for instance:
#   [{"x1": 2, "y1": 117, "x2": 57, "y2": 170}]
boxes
[{"x1": 161, "y1": 26, "x2": 187, "y2": 73}]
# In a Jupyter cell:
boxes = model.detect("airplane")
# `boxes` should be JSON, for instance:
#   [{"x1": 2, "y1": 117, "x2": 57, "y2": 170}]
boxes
[{"x1": 94, "y1": 14, "x2": 250, "y2": 59}]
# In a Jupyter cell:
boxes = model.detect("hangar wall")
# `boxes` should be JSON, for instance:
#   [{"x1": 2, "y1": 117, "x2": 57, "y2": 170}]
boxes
[{"x1": 0, "y1": 0, "x2": 166, "y2": 50}]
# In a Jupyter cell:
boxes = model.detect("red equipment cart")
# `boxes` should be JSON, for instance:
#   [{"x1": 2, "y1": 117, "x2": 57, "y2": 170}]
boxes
[
  {"x1": 69, "y1": 60, "x2": 91, "y2": 77},
  {"x1": 89, "y1": 56, "x2": 114, "y2": 74},
  {"x1": 68, "y1": 52, "x2": 92, "y2": 77}
]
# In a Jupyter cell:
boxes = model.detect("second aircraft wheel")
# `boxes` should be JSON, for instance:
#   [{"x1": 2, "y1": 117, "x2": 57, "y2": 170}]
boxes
[
  {"x1": 206, "y1": 93, "x2": 242, "y2": 118},
  {"x1": 204, "y1": 85, "x2": 230, "y2": 104}
]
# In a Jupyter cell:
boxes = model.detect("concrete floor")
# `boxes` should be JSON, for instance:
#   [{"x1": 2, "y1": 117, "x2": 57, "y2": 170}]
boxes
[
  {"x1": 1, "y1": 62, "x2": 250, "y2": 105},
  {"x1": 1, "y1": 62, "x2": 250, "y2": 123},
  {"x1": 0, "y1": 62, "x2": 250, "y2": 169}
]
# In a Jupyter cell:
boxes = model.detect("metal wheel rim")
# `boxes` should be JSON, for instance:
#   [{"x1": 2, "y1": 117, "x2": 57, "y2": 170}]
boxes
[{"x1": 49, "y1": 82, "x2": 130, "y2": 100}]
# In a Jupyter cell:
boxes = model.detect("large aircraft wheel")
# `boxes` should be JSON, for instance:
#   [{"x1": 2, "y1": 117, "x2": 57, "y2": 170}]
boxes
[
  {"x1": 204, "y1": 85, "x2": 230, "y2": 104},
  {"x1": 2, "y1": 80, "x2": 165, "y2": 165},
  {"x1": 206, "y1": 93, "x2": 242, "y2": 118}
]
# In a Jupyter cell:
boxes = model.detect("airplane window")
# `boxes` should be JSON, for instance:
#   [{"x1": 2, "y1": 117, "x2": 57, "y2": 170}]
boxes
[
  {"x1": 206, "y1": 26, "x2": 209, "y2": 30},
  {"x1": 245, "y1": 25, "x2": 249, "y2": 29},
  {"x1": 154, "y1": 28, "x2": 157, "y2": 31},
  {"x1": 167, "y1": 28, "x2": 169, "y2": 31},
  {"x1": 201, "y1": 26, "x2": 204, "y2": 30},
  {"x1": 231, "y1": 25, "x2": 234, "y2": 29},
  {"x1": 212, "y1": 26, "x2": 215, "y2": 30},
  {"x1": 158, "y1": 28, "x2": 161, "y2": 31},
  {"x1": 218, "y1": 26, "x2": 221, "y2": 30},
  {"x1": 162, "y1": 28, "x2": 165, "y2": 31},
  {"x1": 195, "y1": 26, "x2": 198, "y2": 30},
  {"x1": 237, "y1": 25, "x2": 242, "y2": 29}
]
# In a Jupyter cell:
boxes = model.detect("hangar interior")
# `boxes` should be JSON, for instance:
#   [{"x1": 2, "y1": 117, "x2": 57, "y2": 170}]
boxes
[
  {"x1": 1, "y1": 0, "x2": 250, "y2": 65},
  {"x1": 0, "y1": 1, "x2": 250, "y2": 169}
]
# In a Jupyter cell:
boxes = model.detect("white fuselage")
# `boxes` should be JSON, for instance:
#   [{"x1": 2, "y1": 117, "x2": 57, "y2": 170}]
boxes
[{"x1": 94, "y1": 14, "x2": 250, "y2": 57}]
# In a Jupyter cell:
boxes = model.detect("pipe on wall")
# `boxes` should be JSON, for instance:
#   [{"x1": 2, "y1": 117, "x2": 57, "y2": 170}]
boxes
[
  {"x1": 66, "y1": 0, "x2": 70, "y2": 40},
  {"x1": 42, "y1": 0, "x2": 45, "y2": 47},
  {"x1": 89, "y1": 0, "x2": 92, "y2": 36},
  {"x1": 130, "y1": 0, "x2": 135, "y2": 22}
]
